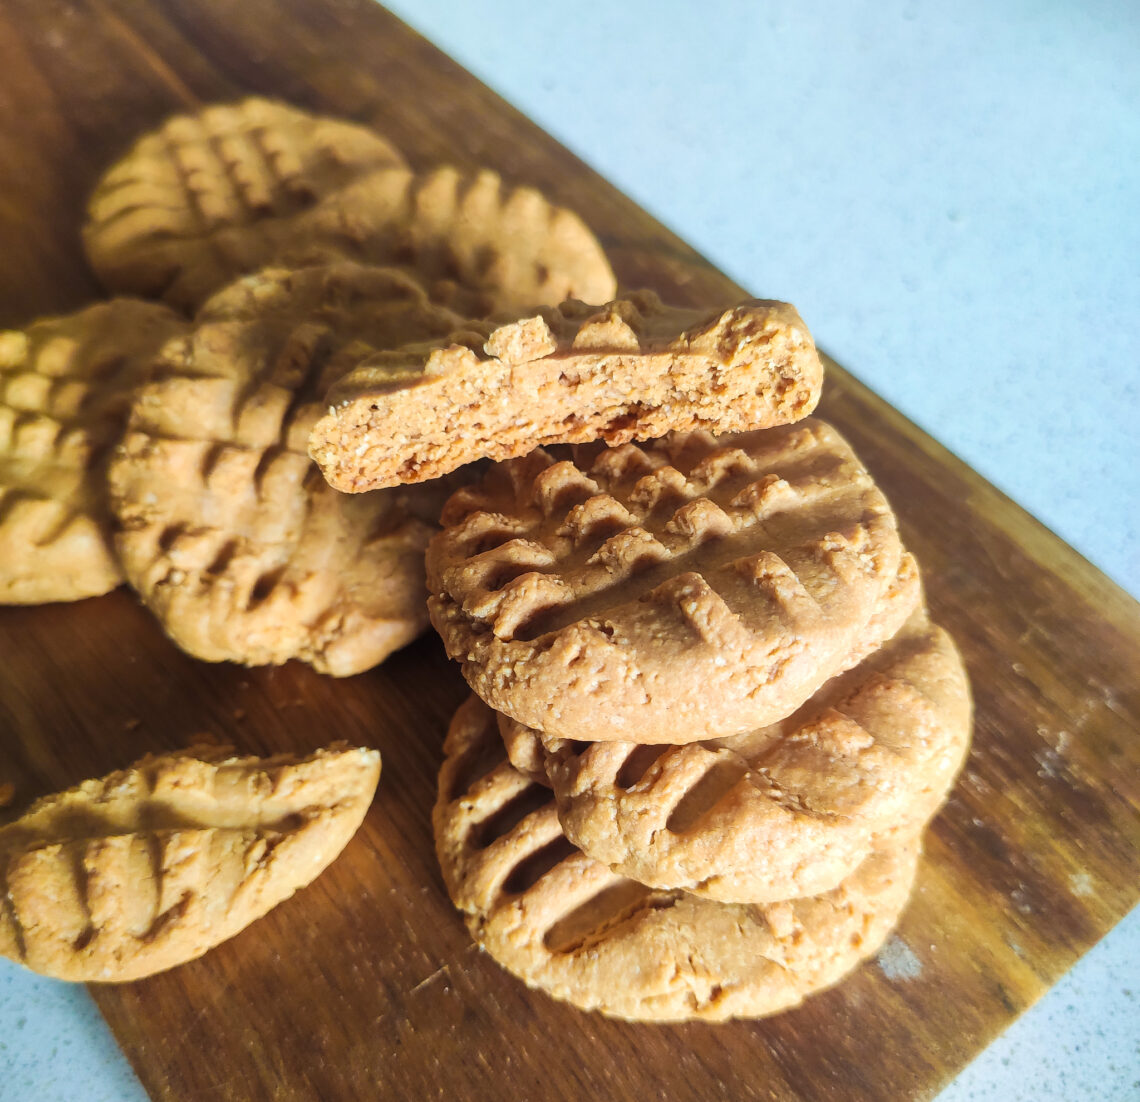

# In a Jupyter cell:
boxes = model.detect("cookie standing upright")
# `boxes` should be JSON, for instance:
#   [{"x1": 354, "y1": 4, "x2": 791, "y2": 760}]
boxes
[
  {"x1": 107, "y1": 262, "x2": 470, "y2": 676},
  {"x1": 0, "y1": 299, "x2": 187, "y2": 603},
  {"x1": 0, "y1": 743, "x2": 380, "y2": 981},
  {"x1": 426, "y1": 421, "x2": 908, "y2": 742},
  {"x1": 309, "y1": 292, "x2": 823, "y2": 492},
  {"x1": 83, "y1": 97, "x2": 408, "y2": 311},
  {"x1": 434, "y1": 694, "x2": 921, "y2": 1022}
]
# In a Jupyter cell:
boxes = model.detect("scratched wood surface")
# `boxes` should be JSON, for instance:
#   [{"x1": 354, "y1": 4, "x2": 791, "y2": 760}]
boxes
[{"x1": 0, "y1": 2, "x2": 1138, "y2": 1099}]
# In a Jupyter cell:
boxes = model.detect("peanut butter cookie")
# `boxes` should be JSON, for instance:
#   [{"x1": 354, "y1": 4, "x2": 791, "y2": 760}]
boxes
[
  {"x1": 310, "y1": 292, "x2": 822, "y2": 491},
  {"x1": 108, "y1": 262, "x2": 467, "y2": 675},
  {"x1": 434, "y1": 695, "x2": 920, "y2": 1022},
  {"x1": 427, "y1": 422, "x2": 907, "y2": 741},
  {"x1": 0, "y1": 299, "x2": 186, "y2": 603},
  {"x1": 539, "y1": 604, "x2": 970, "y2": 903},
  {"x1": 83, "y1": 97, "x2": 407, "y2": 311},
  {"x1": 308, "y1": 163, "x2": 617, "y2": 314},
  {"x1": 0, "y1": 743, "x2": 379, "y2": 982},
  {"x1": 85, "y1": 100, "x2": 616, "y2": 317}
]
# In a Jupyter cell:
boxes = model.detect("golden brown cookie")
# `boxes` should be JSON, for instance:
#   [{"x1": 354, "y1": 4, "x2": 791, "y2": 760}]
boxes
[
  {"x1": 83, "y1": 97, "x2": 408, "y2": 311},
  {"x1": 538, "y1": 604, "x2": 970, "y2": 903},
  {"x1": 0, "y1": 300, "x2": 187, "y2": 603},
  {"x1": 299, "y1": 163, "x2": 616, "y2": 314},
  {"x1": 309, "y1": 292, "x2": 822, "y2": 492},
  {"x1": 426, "y1": 421, "x2": 907, "y2": 742},
  {"x1": 0, "y1": 743, "x2": 379, "y2": 982},
  {"x1": 435, "y1": 695, "x2": 920, "y2": 1022},
  {"x1": 107, "y1": 262, "x2": 469, "y2": 675},
  {"x1": 499, "y1": 547, "x2": 925, "y2": 795},
  {"x1": 84, "y1": 97, "x2": 616, "y2": 320}
]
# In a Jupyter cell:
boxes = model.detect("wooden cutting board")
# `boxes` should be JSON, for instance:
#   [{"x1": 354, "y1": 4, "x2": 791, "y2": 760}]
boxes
[{"x1": 1, "y1": 2, "x2": 1138, "y2": 1099}]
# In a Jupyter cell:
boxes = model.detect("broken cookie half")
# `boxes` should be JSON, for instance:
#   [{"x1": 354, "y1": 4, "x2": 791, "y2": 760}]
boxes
[
  {"x1": 0, "y1": 743, "x2": 379, "y2": 981},
  {"x1": 308, "y1": 291, "x2": 823, "y2": 492}
]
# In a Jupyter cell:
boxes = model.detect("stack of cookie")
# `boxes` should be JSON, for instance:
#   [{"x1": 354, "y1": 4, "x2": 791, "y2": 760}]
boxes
[
  {"x1": 420, "y1": 426, "x2": 970, "y2": 1021},
  {"x1": 312, "y1": 289, "x2": 972, "y2": 1020}
]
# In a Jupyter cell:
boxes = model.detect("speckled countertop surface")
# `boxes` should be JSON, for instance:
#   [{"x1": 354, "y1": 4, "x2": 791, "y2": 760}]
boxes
[{"x1": 1, "y1": 1, "x2": 1137, "y2": 1098}]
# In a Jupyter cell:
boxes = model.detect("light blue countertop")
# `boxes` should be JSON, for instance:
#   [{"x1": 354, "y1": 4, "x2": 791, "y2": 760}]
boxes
[{"x1": 2, "y1": 2, "x2": 1137, "y2": 1099}]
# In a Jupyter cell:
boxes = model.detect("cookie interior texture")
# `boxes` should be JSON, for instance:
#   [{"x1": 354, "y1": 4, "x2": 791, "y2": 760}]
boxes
[
  {"x1": 309, "y1": 292, "x2": 823, "y2": 492},
  {"x1": 435, "y1": 694, "x2": 921, "y2": 1022},
  {"x1": 0, "y1": 743, "x2": 380, "y2": 982},
  {"x1": 426, "y1": 420, "x2": 907, "y2": 743}
]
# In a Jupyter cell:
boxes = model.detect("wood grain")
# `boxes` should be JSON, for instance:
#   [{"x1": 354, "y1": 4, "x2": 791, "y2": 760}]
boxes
[{"x1": 1, "y1": 2, "x2": 1138, "y2": 1099}]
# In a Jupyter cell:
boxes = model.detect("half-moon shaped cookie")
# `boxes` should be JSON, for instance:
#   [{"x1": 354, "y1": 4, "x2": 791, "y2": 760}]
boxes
[{"x1": 0, "y1": 743, "x2": 380, "y2": 982}]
